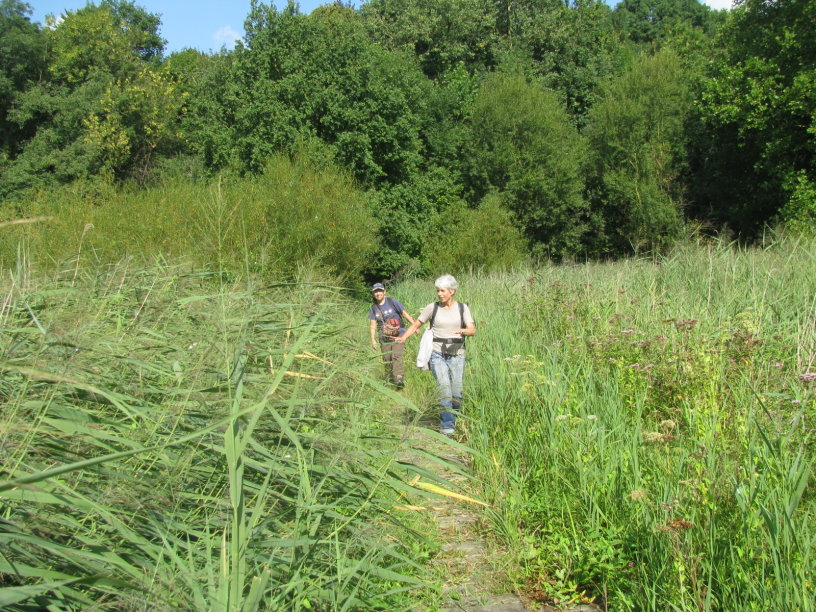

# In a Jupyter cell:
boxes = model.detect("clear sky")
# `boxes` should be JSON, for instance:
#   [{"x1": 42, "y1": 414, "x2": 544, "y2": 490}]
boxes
[
  {"x1": 27, "y1": 1, "x2": 336, "y2": 54},
  {"x1": 27, "y1": 0, "x2": 734, "y2": 56}
]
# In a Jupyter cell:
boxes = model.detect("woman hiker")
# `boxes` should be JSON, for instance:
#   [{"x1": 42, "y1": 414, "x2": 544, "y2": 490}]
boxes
[
  {"x1": 368, "y1": 282, "x2": 416, "y2": 389},
  {"x1": 396, "y1": 275, "x2": 476, "y2": 435}
]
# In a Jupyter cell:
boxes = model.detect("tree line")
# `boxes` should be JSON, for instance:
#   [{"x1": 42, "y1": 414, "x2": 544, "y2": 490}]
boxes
[{"x1": 1, "y1": 0, "x2": 814, "y2": 277}]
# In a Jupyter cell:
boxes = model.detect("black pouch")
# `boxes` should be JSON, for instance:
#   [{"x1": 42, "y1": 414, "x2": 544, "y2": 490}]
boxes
[{"x1": 435, "y1": 337, "x2": 464, "y2": 356}]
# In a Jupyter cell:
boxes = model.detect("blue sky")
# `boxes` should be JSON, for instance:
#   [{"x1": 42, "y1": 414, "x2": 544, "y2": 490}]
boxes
[
  {"x1": 27, "y1": 0, "x2": 733, "y2": 55},
  {"x1": 28, "y1": 1, "x2": 334, "y2": 54}
]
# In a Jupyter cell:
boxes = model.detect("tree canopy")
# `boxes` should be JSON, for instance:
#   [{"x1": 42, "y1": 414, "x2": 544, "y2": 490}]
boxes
[{"x1": 1, "y1": 0, "x2": 814, "y2": 274}]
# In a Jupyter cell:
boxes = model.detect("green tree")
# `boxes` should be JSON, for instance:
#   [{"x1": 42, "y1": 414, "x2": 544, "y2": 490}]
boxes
[
  {"x1": 47, "y1": 4, "x2": 142, "y2": 83},
  {"x1": 175, "y1": 50, "x2": 238, "y2": 172},
  {"x1": 465, "y1": 71, "x2": 588, "y2": 259},
  {"x1": 495, "y1": 0, "x2": 621, "y2": 125},
  {"x1": 2, "y1": 2, "x2": 181, "y2": 194},
  {"x1": 613, "y1": 0, "x2": 720, "y2": 45},
  {"x1": 691, "y1": 0, "x2": 816, "y2": 234},
  {"x1": 0, "y1": 0, "x2": 46, "y2": 158},
  {"x1": 361, "y1": 0, "x2": 498, "y2": 78},
  {"x1": 366, "y1": 167, "x2": 463, "y2": 278},
  {"x1": 585, "y1": 49, "x2": 690, "y2": 253},
  {"x1": 83, "y1": 65, "x2": 187, "y2": 180},
  {"x1": 422, "y1": 191, "x2": 527, "y2": 274},
  {"x1": 219, "y1": 1, "x2": 429, "y2": 185},
  {"x1": 99, "y1": 0, "x2": 166, "y2": 62},
  {"x1": 420, "y1": 62, "x2": 480, "y2": 183}
]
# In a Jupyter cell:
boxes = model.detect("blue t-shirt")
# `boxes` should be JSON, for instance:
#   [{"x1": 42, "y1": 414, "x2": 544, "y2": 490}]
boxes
[{"x1": 367, "y1": 297, "x2": 406, "y2": 336}]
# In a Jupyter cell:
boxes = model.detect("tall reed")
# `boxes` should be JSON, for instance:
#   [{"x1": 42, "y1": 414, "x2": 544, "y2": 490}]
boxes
[
  {"x1": 0, "y1": 151, "x2": 377, "y2": 281},
  {"x1": 0, "y1": 254, "x2": 442, "y2": 610},
  {"x1": 396, "y1": 235, "x2": 816, "y2": 610}
]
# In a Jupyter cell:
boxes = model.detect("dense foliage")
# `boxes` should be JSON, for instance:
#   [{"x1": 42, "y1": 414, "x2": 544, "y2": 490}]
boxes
[
  {"x1": 1, "y1": 0, "x2": 815, "y2": 276},
  {"x1": 0, "y1": 261, "x2": 447, "y2": 610},
  {"x1": 395, "y1": 236, "x2": 816, "y2": 610}
]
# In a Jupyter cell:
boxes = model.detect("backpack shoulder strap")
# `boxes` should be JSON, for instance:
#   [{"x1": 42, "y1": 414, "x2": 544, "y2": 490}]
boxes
[
  {"x1": 430, "y1": 302, "x2": 465, "y2": 328},
  {"x1": 387, "y1": 297, "x2": 402, "y2": 322},
  {"x1": 429, "y1": 302, "x2": 440, "y2": 328}
]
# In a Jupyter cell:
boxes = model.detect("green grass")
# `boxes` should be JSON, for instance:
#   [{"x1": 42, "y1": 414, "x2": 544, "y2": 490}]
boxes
[
  {"x1": 394, "y1": 235, "x2": 816, "y2": 610},
  {"x1": 0, "y1": 151, "x2": 378, "y2": 281},
  {"x1": 0, "y1": 256, "x2": 456, "y2": 610},
  {"x1": 4, "y1": 233, "x2": 816, "y2": 610}
]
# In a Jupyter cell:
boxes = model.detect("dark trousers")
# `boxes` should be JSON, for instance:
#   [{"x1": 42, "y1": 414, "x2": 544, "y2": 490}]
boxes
[{"x1": 379, "y1": 339, "x2": 405, "y2": 382}]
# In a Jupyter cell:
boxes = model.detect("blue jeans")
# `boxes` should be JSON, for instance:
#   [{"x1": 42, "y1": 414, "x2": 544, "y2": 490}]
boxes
[{"x1": 429, "y1": 351, "x2": 465, "y2": 430}]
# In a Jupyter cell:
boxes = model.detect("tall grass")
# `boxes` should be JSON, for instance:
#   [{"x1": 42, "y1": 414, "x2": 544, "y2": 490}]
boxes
[
  {"x1": 0, "y1": 151, "x2": 377, "y2": 281},
  {"x1": 6, "y1": 227, "x2": 815, "y2": 610},
  {"x1": 0, "y1": 251, "x2": 452, "y2": 609},
  {"x1": 395, "y1": 235, "x2": 816, "y2": 610}
]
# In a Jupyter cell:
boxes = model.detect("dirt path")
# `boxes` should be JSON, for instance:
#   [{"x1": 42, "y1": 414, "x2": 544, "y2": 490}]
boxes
[
  {"x1": 398, "y1": 418, "x2": 603, "y2": 612},
  {"x1": 398, "y1": 420, "x2": 529, "y2": 612}
]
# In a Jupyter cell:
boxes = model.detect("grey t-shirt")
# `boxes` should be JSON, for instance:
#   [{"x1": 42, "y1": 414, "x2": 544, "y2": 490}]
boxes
[{"x1": 418, "y1": 302, "x2": 474, "y2": 355}]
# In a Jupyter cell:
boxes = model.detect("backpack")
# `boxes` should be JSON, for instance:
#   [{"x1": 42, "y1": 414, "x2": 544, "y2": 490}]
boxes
[
  {"x1": 376, "y1": 297, "x2": 402, "y2": 337},
  {"x1": 430, "y1": 301, "x2": 466, "y2": 356}
]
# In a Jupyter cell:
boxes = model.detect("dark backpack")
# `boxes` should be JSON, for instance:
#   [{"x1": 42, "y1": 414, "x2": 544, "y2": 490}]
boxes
[{"x1": 430, "y1": 301, "x2": 466, "y2": 355}]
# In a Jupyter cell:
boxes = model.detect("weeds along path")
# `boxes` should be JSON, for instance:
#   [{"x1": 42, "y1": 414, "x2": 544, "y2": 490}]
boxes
[
  {"x1": 397, "y1": 420, "x2": 526, "y2": 612},
  {"x1": 396, "y1": 415, "x2": 602, "y2": 612}
]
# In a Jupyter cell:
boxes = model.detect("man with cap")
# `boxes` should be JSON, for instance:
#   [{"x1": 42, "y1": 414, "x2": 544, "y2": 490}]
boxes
[{"x1": 368, "y1": 282, "x2": 416, "y2": 389}]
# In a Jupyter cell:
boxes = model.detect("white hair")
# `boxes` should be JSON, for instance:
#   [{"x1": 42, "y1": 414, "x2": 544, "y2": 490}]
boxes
[{"x1": 434, "y1": 274, "x2": 458, "y2": 291}]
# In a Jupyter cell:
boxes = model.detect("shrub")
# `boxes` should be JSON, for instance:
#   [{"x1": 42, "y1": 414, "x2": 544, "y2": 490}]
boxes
[
  {"x1": 422, "y1": 192, "x2": 527, "y2": 274},
  {"x1": 0, "y1": 151, "x2": 378, "y2": 281}
]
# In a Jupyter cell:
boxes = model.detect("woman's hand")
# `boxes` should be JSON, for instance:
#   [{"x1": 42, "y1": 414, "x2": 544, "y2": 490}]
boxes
[
  {"x1": 398, "y1": 318, "x2": 423, "y2": 343},
  {"x1": 457, "y1": 324, "x2": 476, "y2": 337}
]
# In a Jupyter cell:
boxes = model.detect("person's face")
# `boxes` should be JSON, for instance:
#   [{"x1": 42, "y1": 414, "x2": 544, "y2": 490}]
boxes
[
  {"x1": 436, "y1": 287, "x2": 454, "y2": 304},
  {"x1": 372, "y1": 289, "x2": 385, "y2": 302}
]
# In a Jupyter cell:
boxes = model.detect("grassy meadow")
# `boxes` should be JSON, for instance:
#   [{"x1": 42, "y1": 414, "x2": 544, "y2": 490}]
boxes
[
  {"x1": 394, "y1": 235, "x2": 816, "y2": 610},
  {"x1": 2, "y1": 227, "x2": 816, "y2": 610}
]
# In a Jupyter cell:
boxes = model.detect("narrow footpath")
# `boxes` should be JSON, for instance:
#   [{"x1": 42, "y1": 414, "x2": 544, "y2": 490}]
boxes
[{"x1": 398, "y1": 418, "x2": 602, "y2": 612}]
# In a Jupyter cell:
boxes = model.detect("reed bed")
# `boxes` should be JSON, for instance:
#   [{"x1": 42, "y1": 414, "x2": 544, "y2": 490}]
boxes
[
  {"x1": 396, "y1": 235, "x2": 816, "y2": 610},
  {"x1": 0, "y1": 154, "x2": 377, "y2": 281},
  {"x1": 0, "y1": 257, "x2": 451, "y2": 610},
  {"x1": 5, "y1": 233, "x2": 816, "y2": 611}
]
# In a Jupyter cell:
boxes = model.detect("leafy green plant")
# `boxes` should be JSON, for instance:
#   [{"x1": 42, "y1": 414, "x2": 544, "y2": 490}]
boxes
[
  {"x1": 398, "y1": 236, "x2": 816, "y2": 610},
  {"x1": 0, "y1": 152, "x2": 378, "y2": 281},
  {"x1": 422, "y1": 192, "x2": 527, "y2": 275},
  {"x1": 465, "y1": 70, "x2": 589, "y2": 259}
]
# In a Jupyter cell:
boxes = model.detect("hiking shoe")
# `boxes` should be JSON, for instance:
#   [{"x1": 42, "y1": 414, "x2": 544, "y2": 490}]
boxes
[
  {"x1": 394, "y1": 376, "x2": 404, "y2": 390},
  {"x1": 440, "y1": 427, "x2": 455, "y2": 436}
]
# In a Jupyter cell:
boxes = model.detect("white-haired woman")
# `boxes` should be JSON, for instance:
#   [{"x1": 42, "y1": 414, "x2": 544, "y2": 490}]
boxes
[{"x1": 397, "y1": 274, "x2": 476, "y2": 435}]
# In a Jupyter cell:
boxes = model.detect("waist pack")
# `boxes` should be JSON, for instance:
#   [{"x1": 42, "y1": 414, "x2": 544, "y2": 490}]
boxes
[
  {"x1": 382, "y1": 318, "x2": 401, "y2": 337},
  {"x1": 434, "y1": 337, "x2": 464, "y2": 356}
]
